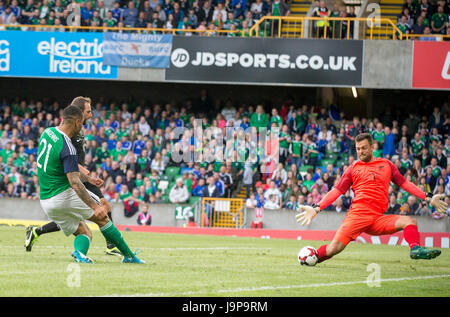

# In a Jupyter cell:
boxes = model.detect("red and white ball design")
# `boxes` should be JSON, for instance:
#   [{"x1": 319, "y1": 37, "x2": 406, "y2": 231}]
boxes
[{"x1": 298, "y1": 246, "x2": 319, "y2": 266}]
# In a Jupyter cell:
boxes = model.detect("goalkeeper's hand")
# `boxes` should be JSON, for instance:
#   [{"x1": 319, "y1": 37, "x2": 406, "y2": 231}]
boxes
[
  {"x1": 296, "y1": 205, "x2": 319, "y2": 226},
  {"x1": 426, "y1": 194, "x2": 448, "y2": 214}
]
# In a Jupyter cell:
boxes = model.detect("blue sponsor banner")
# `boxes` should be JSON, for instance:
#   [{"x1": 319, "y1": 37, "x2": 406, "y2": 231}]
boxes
[
  {"x1": 102, "y1": 32, "x2": 172, "y2": 68},
  {"x1": 0, "y1": 31, "x2": 118, "y2": 79}
]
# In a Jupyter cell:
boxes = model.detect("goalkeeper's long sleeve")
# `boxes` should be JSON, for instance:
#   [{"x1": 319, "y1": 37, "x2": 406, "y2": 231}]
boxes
[
  {"x1": 317, "y1": 188, "x2": 343, "y2": 211},
  {"x1": 400, "y1": 180, "x2": 427, "y2": 200}
]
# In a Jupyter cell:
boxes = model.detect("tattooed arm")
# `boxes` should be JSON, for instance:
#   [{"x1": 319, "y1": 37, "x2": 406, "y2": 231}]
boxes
[
  {"x1": 67, "y1": 171, "x2": 105, "y2": 217},
  {"x1": 77, "y1": 171, "x2": 90, "y2": 184}
]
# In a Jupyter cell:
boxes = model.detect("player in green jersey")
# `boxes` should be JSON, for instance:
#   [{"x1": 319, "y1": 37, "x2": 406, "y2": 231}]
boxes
[
  {"x1": 26, "y1": 97, "x2": 121, "y2": 256},
  {"x1": 34, "y1": 105, "x2": 144, "y2": 264}
]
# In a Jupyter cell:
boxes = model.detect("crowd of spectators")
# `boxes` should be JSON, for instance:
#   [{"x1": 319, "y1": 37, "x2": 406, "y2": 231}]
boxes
[
  {"x1": 396, "y1": 0, "x2": 450, "y2": 39},
  {"x1": 0, "y1": 0, "x2": 290, "y2": 36},
  {"x1": 0, "y1": 91, "x2": 449, "y2": 220},
  {"x1": 311, "y1": 0, "x2": 356, "y2": 39}
]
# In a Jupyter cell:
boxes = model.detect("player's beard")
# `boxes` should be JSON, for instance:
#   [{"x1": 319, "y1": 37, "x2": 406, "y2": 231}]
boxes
[{"x1": 359, "y1": 152, "x2": 373, "y2": 163}]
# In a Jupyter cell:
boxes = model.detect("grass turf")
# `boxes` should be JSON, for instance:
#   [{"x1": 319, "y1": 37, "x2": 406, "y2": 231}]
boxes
[{"x1": 1, "y1": 226, "x2": 449, "y2": 297}]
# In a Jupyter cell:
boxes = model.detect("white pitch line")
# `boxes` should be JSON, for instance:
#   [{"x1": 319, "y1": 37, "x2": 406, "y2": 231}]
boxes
[
  {"x1": 107, "y1": 274, "x2": 450, "y2": 297},
  {"x1": 0, "y1": 246, "x2": 271, "y2": 251},
  {"x1": 156, "y1": 247, "x2": 272, "y2": 251}
]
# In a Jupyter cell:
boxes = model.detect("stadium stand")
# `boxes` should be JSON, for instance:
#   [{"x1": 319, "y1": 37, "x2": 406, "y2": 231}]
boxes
[
  {"x1": 0, "y1": 0, "x2": 292, "y2": 36},
  {"x1": 1, "y1": 0, "x2": 449, "y2": 40},
  {"x1": 0, "y1": 95, "x2": 449, "y2": 219}
]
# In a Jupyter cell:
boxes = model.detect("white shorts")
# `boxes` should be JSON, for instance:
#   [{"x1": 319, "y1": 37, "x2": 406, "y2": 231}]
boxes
[{"x1": 40, "y1": 187, "x2": 99, "y2": 236}]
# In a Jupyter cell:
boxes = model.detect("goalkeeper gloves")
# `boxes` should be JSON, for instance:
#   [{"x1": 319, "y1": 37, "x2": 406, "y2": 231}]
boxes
[
  {"x1": 425, "y1": 193, "x2": 448, "y2": 215},
  {"x1": 296, "y1": 204, "x2": 320, "y2": 226}
]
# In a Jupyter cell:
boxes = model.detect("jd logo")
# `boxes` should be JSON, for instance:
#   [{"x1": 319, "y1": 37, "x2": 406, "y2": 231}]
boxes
[{"x1": 171, "y1": 48, "x2": 190, "y2": 68}]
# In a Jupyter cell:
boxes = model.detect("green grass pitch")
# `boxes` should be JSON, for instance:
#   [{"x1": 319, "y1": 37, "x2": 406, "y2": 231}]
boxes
[{"x1": 1, "y1": 226, "x2": 449, "y2": 297}]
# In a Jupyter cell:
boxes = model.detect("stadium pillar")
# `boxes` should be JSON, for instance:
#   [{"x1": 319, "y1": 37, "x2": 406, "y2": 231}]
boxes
[
  {"x1": 366, "y1": 89, "x2": 374, "y2": 118},
  {"x1": 318, "y1": 87, "x2": 335, "y2": 108}
]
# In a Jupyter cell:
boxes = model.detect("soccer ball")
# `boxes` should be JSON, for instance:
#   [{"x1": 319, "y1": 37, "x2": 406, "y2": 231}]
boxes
[{"x1": 298, "y1": 246, "x2": 318, "y2": 266}]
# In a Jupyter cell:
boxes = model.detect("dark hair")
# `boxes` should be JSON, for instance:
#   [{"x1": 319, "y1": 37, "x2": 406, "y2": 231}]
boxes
[
  {"x1": 62, "y1": 105, "x2": 83, "y2": 124},
  {"x1": 70, "y1": 96, "x2": 91, "y2": 112},
  {"x1": 355, "y1": 133, "x2": 373, "y2": 145}
]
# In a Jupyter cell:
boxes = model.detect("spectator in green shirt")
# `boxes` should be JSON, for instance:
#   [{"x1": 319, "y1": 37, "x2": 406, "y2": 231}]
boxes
[
  {"x1": 297, "y1": 106, "x2": 309, "y2": 134},
  {"x1": 250, "y1": 105, "x2": 269, "y2": 129},
  {"x1": 104, "y1": 10, "x2": 118, "y2": 27},
  {"x1": 302, "y1": 173, "x2": 315, "y2": 192},
  {"x1": 289, "y1": 133, "x2": 302, "y2": 167},
  {"x1": 110, "y1": 141, "x2": 127, "y2": 161},
  {"x1": 305, "y1": 135, "x2": 319, "y2": 168},
  {"x1": 431, "y1": 6, "x2": 448, "y2": 34},
  {"x1": 373, "y1": 141, "x2": 382, "y2": 158},
  {"x1": 270, "y1": 108, "x2": 283, "y2": 128},
  {"x1": 372, "y1": 122, "x2": 386, "y2": 148},
  {"x1": 95, "y1": 141, "x2": 110, "y2": 163},
  {"x1": 396, "y1": 15, "x2": 411, "y2": 39}
]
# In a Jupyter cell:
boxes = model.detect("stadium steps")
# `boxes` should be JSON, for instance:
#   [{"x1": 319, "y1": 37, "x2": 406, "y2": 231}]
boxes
[
  {"x1": 281, "y1": 0, "x2": 312, "y2": 38},
  {"x1": 365, "y1": 0, "x2": 403, "y2": 39},
  {"x1": 236, "y1": 185, "x2": 251, "y2": 199}
]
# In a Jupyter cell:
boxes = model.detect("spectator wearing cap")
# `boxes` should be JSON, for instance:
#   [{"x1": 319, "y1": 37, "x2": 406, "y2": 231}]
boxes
[{"x1": 169, "y1": 178, "x2": 189, "y2": 204}]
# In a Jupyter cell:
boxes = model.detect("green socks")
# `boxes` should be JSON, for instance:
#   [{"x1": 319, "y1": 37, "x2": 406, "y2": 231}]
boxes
[
  {"x1": 74, "y1": 234, "x2": 91, "y2": 256},
  {"x1": 100, "y1": 221, "x2": 134, "y2": 258}
]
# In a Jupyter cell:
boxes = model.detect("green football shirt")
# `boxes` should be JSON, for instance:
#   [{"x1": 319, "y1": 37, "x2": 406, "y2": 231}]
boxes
[
  {"x1": 411, "y1": 140, "x2": 424, "y2": 156},
  {"x1": 372, "y1": 130, "x2": 386, "y2": 146},
  {"x1": 291, "y1": 140, "x2": 302, "y2": 156},
  {"x1": 38, "y1": 127, "x2": 79, "y2": 200},
  {"x1": 431, "y1": 13, "x2": 447, "y2": 29}
]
